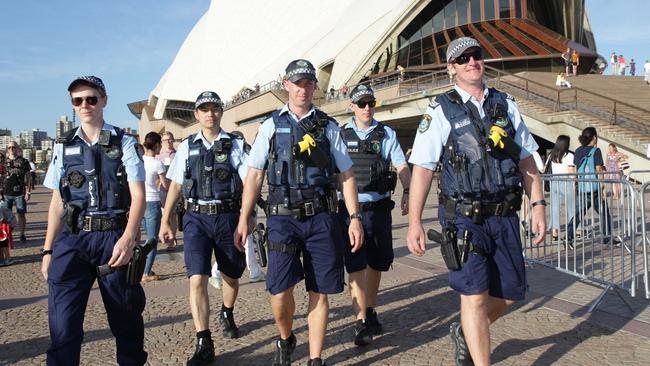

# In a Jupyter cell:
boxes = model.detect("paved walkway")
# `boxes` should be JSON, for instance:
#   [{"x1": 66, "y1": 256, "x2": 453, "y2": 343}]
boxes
[{"x1": 1, "y1": 187, "x2": 649, "y2": 365}]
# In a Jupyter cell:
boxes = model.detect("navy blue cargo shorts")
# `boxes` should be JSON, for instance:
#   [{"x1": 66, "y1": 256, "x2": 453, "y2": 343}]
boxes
[
  {"x1": 182, "y1": 211, "x2": 246, "y2": 279},
  {"x1": 266, "y1": 212, "x2": 345, "y2": 295},
  {"x1": 440, "y1": 206, "x2": 527, "y2": 301},
  {"x1": 339, "y1": 207, "x2": 394, "y2": 273}
]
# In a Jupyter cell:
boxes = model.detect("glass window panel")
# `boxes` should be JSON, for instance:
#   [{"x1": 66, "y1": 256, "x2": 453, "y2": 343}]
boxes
[
  {"x1": 499, "y1": 0, "x2": 511, "y2": 19},
  {"x1": 514, "y1": 0, "x2": 522, "y2": 18},
  {"x1": 421, "y1": 18, "x2": 433, "y2": 37},
  {"x1": 408, "y1": 39, "x2": 422, "y2": 67},
  {"x1": 409, "y1": 28, "x2": 422, "y2": 43},
  {"x1": 444, "y1": 1, "x2": 456, "y2": 29},
  {"x1": 471, "y1": 0, "x2": 481, "y2": 22},
  {"x1": 397, "y1": 46, "x2": 409, "y2": 68},
  {"x1": 457, "y1": 0, "x2": 468, "y2": 25},
  {"x1": 484, "y1": 0, "x2": 495, "y2": 20},
  {"x1": 433, "y1": 11, "x2": 444, "y2": 32},
  {"x1": 422, "y1": 36, "x2": 435, "y2": 64}
]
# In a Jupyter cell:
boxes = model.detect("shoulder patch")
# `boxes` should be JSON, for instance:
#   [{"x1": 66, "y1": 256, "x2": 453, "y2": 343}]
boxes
[
  {"x1": 418, "y1": 114, "x2": 432, "y2": 133},
  {"x1": 429, "y1": 99, "x2": 441, "y2": 109}
]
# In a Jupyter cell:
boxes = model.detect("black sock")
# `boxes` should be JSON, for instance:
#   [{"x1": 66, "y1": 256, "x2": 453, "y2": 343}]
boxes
[
  {"x1": 196, "y1": 329, "x2": 211, "y2": 340},
  {"x1": 221, "y1": 304, "x2": 233, "y2": 313}
]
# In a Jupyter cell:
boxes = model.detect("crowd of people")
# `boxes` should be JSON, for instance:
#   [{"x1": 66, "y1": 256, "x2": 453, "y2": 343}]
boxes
[{"x1": 29, "y1": 34, "x2": 650, "y2": 366}]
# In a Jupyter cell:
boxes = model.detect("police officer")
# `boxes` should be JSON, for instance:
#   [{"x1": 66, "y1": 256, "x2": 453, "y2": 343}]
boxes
[
  {"x1": 339, "y1": 84, "x2": 411, "y2": 346},
  {"x1": 235, "y1": 59, "x2": 364, "y2": 366},
  {"x1": 41, "y1": 76, "x2": 147, "y2": 365},
  {"x1": 159, "y1": 91, "x2": 248, "y2": 366},
  {"x1": 406, "y1": 37, "x2": 546, "y2": 366},
  {"x1": 3, "y1": 140, "x2": 32, "y2": 242}
]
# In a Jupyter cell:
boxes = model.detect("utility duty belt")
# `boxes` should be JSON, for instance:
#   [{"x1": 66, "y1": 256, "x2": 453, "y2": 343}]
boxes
[
  {"x1": 338, "y1": 198, "x2": 395, "y2": 213},
  {"x1": 81, "y1": 214, "x2": 128, "y2": 232},
  {"x1": 428, "y1": 225, "x2": 487, "y2": 271},
  {"x1": 267, "y1": 195, "x2": 335, "y2": 219},
  {"x1": 186, "y1": 200, "x2": 239, "y2": 215},
  {"x1": 439, "y1": 191, "x2": 522, "y2": 223}
]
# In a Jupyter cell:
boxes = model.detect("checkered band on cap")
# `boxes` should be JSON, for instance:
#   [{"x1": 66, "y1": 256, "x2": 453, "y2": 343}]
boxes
[
  {"x1": 286, "y1": 67, "x2": 316, "y2": 79},
  {"x1": 195, "y1": 91, "x2": 223, "y2": 109},
  {"x1": 351, "y1": 84, "x2": 374, "y2": 102},
  {"x1": 68, "y1": 75, "x2": 106, "y2": 95},
  {"x1": 446, "y1": 37, "x2": 482, "y2": 63}
]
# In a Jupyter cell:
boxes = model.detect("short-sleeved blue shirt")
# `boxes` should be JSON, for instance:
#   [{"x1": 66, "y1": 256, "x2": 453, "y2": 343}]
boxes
[
  {"x1": 247, "y1": 104, "x2": 353, "y2": 173},
  {"x1": 409, "y1": 85, "x2": 538, "y2": 171},
  {"x1": 342, "y1": 118, "x2": 407, "y2": 202},
  {"x1": 165, "y1": 128, "x2": 249, "y2": 204},
  {"x1": 43, "y1": 122, "x2": 145, "y2": 190}
]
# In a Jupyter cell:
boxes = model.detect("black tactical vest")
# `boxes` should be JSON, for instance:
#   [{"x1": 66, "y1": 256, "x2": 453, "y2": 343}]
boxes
[
  {"x1": 341, "y1": 122, "x2": 394, "y2": 194},
  {"x1": 58, "y1": 127, "x2": 131, "y2": 215},
  {"x1": 181, "y1": 133, "x2": 243, "y2": 202}
]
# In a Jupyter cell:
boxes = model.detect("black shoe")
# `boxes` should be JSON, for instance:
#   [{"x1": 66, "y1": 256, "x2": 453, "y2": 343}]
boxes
[
  {"x1": 20, "y1": 235, "x2": 26, "y2": 242},
  {"x1": 450, "y1": 322, "x2": 474, "y2": 366},
  {"x1": 307, "y1": 358, "x2": 326, "y2": 366},
  {"x1": 366, "y1": 307, "x2": 383, "y2": 335},
  {"x1": 218, "y1": 308, "x2": 239, "y2": 339},
  {"x1": 353, "y1": 319, "x2": 373, "y2": 346},
  {"x1": 187, "y1": 338, "x2": 215, "y2": 366},
  {"x1": 273, "y1": 333, "x2": 296, "y2": 366}
]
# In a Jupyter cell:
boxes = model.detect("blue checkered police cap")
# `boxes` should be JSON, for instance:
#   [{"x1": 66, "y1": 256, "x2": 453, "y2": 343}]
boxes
[
  {"x1": 284, "y1": 59, "x2": 317, "y2": 83},
  {"x1": 446, "y1": 37, "x2": 482, "y2": 63},
  {"x1": 68, "y1": 76, "x2": 107, "y2": 96},
  {"x1": 195, "y1": 91, "x2": 224, "y2": 110},
  {"x1": 350, "y1": 84, "x2": 375, "y2": 103}
]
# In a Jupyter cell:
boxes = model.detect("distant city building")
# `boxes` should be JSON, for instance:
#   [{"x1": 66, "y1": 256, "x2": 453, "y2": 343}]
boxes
[
  {"x1": 19, "y1": 130, "x2": 34, "y2": 149},
  {"x1": 0, "y1": 136, "x2": 15, "y2": 150},
  {"x1": 56, "y1": 115, "x2": 74, "y2": 139},
  {"x1": 35, "y1": 149, "x2": 46, "y2": 165},
  {"x1": 41, "y1": 138, "x2": 55, "y2": 151},
  {"x1": 0, "y1": 129, "x2": 11, "y2": 136}
]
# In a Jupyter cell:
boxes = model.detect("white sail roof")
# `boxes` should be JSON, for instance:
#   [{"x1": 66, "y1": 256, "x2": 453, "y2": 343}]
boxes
[{"x1": 151, "y1": 0, "x2": 414, "y2": 118}]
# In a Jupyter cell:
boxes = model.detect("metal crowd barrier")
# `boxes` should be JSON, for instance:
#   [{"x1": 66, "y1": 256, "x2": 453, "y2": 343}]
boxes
[{"x1": 523, "y1": 172, "x2": 648, "y2": 311}]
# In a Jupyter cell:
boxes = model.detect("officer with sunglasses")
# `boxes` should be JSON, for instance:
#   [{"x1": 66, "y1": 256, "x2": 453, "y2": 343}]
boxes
[
  {"x1": 41, "y1": 76, "x2": 148, "y2": 365},
  {"x1": 338, "y1": 84, "x2": 411, "y2": 346},
  {"x1": 159, "y1": 91, "x2": 249, "y2": 366},
  {"x1": 235, "y1": 59, "x2": 364, "y2": 366},
  {"x1": 406, "y1": 37, "x2": 546, "y2": 365}
]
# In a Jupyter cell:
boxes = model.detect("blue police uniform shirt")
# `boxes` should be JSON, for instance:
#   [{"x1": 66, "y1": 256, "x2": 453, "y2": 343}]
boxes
[
  {"x1": 43, "y1": 122, "x2": 145, "y2": 190},
  {"x1": 165, "y1": 128, "x2": 249, "y2": 204},
  {"x1": 247, "y1": 104, "x2": 353, "y2": 173},
  {"x1": 409, "y1": 85, "x2": 538, "y2": 171},
  {"x1": 343, "y1": 118, "x2": 407, "y2": 203}
]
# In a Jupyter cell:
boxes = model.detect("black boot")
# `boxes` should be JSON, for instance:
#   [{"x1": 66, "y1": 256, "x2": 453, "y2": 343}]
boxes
[
  {"x1": 450, "y1": 322, "x2": 474, "y2": 366},
  {"x1": 353, "y1": 319, "x2": 373, "y2": 346},
  {"x1": 365, "y1": 307, "x2": 383, "y2": 335},
  {"x1": 272, "y1": 333, "x2": 296, "y2": 366},
  {"x1": 307, "y1": 358, "x2": 326, "y2": 366},
  {"x1": 187, "y1": 337, "x2": 215, "y2": 366},
  {"x1": 219, "y1": 305, "x2": 239, "y2": 339}
]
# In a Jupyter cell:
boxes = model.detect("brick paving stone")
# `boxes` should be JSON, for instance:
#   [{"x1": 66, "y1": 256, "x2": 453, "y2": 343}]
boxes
[{"x1": 1, "y1": 186, "x2": 649, "y2": 365}]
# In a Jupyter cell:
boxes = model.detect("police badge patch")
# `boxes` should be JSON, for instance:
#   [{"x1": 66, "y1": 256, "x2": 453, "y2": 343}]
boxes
[{"x1": 418, "y1": 114, "x2": 432, "y2": 133}]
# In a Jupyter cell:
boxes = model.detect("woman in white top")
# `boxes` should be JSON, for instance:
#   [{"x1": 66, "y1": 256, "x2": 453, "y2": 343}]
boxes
[
  {"x1": 546, "y1": 135, "x2": 575, "y2": 241},
  {"x1": 141, "y1": 132, "x2": 170, "y2": 282}
]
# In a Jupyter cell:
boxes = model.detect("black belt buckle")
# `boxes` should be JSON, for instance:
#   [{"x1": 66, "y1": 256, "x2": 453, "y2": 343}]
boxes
[
  {"x1": 471, "y1": 201, "x2": 482, "y2": 223},
  {"x1": 190, "y1": 203, "x2": 200, "y2": 213},
  {"x1": 304, "y1": 202, "x2": 315, "y2": 217}
]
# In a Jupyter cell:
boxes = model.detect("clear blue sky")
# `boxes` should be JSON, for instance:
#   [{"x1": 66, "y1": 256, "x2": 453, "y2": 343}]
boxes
[{"x1": 0, "y1": 0, "x2": 647, "y2": 137}]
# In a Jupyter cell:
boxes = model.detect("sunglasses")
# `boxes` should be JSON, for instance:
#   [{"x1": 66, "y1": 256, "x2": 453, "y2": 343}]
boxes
[
  {"x1": 7, "y1": 146, "x2": 17, "y2": 150},
  {"x1": 454, "y1": 50, "x2": 484, "y2": 65},
  {"x1": 162, "y1": 138, "x2": 175, "y2": 142},
  {"x1": 356, "y1": 100, "x2": 376, "y2": 109},
  {"x1": 71, "y1": 96, "x2": 99, "y2": 106}
]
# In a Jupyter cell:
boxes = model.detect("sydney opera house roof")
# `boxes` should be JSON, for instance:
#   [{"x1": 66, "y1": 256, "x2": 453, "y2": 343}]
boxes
[{"x1": 143, "y1": 0, "x2": 601, "y2": 127}]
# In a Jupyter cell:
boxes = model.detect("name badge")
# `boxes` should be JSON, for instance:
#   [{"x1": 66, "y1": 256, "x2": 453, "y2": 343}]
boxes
[
  {"x1": 64, "y1": 146, "x2": 81, "y2": 156},
  {"x1": 276, "y1": 128, "x2": 291, "y2": 134},
  {"x1": 189, "y1": 149, "x2": 199, "y2": 156},
  {"x1": 454, "y1": 119, "x2": 471, "y2": 129},
  {"x1": 347, "y1": 141, "x2": 359, "y2": 147}
]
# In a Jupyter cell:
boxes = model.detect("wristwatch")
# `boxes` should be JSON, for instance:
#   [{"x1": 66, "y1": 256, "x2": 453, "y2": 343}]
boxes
[
  {"x1": 350, "y1": 212, "x2": 363, "y2": 220},
  {"x1": 40, "y1": 249, "x2": 53, "y2": 257}
]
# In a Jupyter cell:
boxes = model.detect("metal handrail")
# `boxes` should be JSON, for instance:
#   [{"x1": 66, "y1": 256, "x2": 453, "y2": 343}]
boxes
[{"x1": 484, "y1": 65, "x2": 650, "y2": 133}]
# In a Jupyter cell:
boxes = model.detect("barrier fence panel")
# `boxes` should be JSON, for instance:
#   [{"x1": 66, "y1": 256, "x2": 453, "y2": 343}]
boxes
[
  {"x1": 641, "y1": 182, "x2": 650, "y2": 299},
  {"x1": 523, "y1": 173, "x2": 648, "y2": 311}
]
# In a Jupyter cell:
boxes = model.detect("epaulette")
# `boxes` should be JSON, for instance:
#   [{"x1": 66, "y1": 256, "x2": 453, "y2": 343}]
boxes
[
  {"x1": 55, "y1": 127, "x2": 78, "y2": 144},
  {"x1": 444, "y1": 89, "x2": 463, "y2": 104},
  {"x1": 243, "y1": 142, "x2": 251, "y2": 154},
  {"x1": 429, "y1": 98, "x2": 441, "y2": 109},
  {"x1": 505, "y1": 93, "x2": 516, "y2": 101}
]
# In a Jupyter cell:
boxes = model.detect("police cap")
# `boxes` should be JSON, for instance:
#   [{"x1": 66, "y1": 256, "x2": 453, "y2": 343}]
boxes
[
  {"x1": 350, "y1": 84, "x2": 375, "y2": 103},
  {"x1": 195, "y1": 91, "x2": 224, "y2": 110},
  {"x1": 284, "y1": 59, "x2": 317, "y2": 83},
  {"x1": 446, "y1": 37, "x2": 482, "y2": 64},
  {"x1": 68, "y1": 76, "x2": 107, "y2": 96}
]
